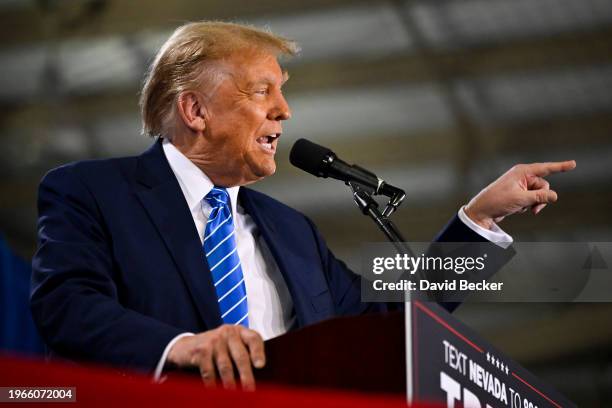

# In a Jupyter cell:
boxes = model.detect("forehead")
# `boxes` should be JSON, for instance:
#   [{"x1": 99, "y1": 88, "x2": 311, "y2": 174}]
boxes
[{"x1": 224, "y1": 52, "x2": 287, "y2": 86}]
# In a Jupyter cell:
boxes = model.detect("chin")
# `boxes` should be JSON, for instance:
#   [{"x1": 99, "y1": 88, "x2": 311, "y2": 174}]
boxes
[
  {"x1": 258, "y1": 163, "x2": 276, "y2": 178},
  {"x1": 240, "y1": 162, "x2": 276, "y2": 186}
]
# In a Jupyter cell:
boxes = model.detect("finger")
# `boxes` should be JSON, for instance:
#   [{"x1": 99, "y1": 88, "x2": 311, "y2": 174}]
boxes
[
  {"x1": 213, "y1": 339, "x2": 236, "y2": 390},
  {"x1": 240, "y1": 328, "x2": 266, "y2": 369},
  {"x1": 526, "y1": 160, "x2": 576, "y2": 177},
  {"x1": 527, "y1": 176, "x2": 550, "y2": 191},
  {"x1": 527, "y1": 189, "x2": 558, "y2": 205},
  {"x1": 532, "y1": 203, "x2": 547, "y2": 215},
  {"x1": 227, "y1": 330, "x2": 256, "y2": 391},
  {"x1": 195, "y1": 344, "x2": 216, "y2": 388},
  {"x1": 527, "y1": 177, "x2": 549, "y2": 215}
]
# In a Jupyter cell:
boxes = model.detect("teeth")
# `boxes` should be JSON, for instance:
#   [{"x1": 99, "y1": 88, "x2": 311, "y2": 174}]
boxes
[
  {"x1": 258, "y1": 135, "x2": 277, "y2": 142},
  {"x1": 256, "y1": 134, "x2": 278, "y2": 152}
]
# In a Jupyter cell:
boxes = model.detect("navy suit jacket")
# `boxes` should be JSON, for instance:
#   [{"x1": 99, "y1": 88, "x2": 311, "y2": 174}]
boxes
[{"x1": 31, "y1": 139, "x2": 502, "y2": 373}]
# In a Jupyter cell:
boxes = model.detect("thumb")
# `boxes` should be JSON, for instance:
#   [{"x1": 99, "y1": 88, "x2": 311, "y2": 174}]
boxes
[{"x1": 527, "y1": 189, "x2": 558, "y2": 205}]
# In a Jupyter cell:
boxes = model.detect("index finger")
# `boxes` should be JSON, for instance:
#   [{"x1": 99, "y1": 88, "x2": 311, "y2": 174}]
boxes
[
  {"x1": 526, "y1": 160, "x2": 576, "y2": 177},
  {"x1": 240, "y1": 328, "x2": 266, "y2": 369}
]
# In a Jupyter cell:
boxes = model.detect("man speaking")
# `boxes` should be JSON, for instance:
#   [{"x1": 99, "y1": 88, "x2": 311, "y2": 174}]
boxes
[{"x1": 30, "y1": 21, "x2": 575, "y2": 391}]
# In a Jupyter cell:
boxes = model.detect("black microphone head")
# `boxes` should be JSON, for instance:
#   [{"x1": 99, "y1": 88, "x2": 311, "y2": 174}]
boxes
[{"x1": 289, "y1": 138, "x2": 334, "y2": 177}]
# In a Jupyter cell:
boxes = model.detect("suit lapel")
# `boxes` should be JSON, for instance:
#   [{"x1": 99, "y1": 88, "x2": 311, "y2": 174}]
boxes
[
  {"x1": 239, "y1": 188, "x2": 331, "y2": 328},
  {"x1": 133, "y1": 140, "x2": 222, "y2": 330}
]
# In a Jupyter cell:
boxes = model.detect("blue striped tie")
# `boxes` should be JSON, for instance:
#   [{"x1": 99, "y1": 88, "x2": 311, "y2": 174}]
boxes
[{"x1": 203, "y1": 187, "x2": 249, "y2": 327}]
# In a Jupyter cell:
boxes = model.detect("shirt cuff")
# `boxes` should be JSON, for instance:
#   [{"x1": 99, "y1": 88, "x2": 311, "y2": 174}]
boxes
[
  {"x1": 153, "y1": 332, "x2": 195, "y2": 382},
  {"x1": 457, "y1": 206, "x2": 513, "y2": 249}
]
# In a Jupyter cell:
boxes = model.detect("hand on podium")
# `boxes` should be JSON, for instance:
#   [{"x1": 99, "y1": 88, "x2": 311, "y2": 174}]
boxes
[{"x1": 167, "y1": 325, "x2": 266, "y2": 391}]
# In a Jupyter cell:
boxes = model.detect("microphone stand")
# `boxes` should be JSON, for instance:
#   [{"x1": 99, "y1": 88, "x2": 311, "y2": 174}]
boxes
[{"x1": 348, "y1": 181, "x2": 420, "y2": 361}]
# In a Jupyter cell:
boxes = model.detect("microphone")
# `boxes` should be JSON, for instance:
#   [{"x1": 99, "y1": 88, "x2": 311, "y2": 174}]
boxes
[{"x1": 289, "y1": 138, "x2": 401, "y2": 198}]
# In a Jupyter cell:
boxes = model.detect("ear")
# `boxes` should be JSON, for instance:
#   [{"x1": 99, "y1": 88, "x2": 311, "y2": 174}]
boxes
[{"x1": 176, "y1": 91, "x2": 207, "y2": 133}]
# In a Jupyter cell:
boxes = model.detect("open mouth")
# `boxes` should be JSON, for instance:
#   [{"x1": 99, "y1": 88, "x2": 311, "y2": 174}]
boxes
[{"x1": 256, "y1": 133, "x2": 280, "y2": 153}]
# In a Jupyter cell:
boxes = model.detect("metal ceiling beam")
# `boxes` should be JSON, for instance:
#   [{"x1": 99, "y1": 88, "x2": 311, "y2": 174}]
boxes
[
  {"x1": 0, "y1": 0, "x2": 373, "y2": 47},
  {"x1": 3, "y1": 26, "x2": 612, "y2": 122},
  {"x1": 0, "y1": 108, "x2": 608, "y2": 177},
  {"x1": 287, "y1": 28, "x2": 612, "y2": 91},
  {"x1": 270, "y1": 112, "x2": 612, "y2": 171},
  {"x1": 2, "y1": 110, "x2": 612, "y2": 185}
]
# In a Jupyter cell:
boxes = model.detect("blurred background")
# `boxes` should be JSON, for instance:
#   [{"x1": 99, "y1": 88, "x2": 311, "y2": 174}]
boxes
[{"x1": 0, "y1": 0, "x2": 611, "y2": 405}]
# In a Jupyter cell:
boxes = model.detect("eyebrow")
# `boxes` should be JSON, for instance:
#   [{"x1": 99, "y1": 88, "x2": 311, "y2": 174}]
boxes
[{"x1": 248, "y1": 71, "x2": 290, "y2": 88}]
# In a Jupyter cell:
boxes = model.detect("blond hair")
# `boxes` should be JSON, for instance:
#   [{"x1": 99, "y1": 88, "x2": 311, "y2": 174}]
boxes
[{"x1": 139, "y1": 21, "x2": 299, "y2": 137}]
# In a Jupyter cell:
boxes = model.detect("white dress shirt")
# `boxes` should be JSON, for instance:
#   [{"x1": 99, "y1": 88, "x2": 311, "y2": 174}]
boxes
[{"x1": 154, "y1": 139, "x2": 513, "y2": 378}]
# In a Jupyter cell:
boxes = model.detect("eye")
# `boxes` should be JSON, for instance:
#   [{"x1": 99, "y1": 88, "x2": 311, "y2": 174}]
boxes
[{"x1": 255, "y1": 88, "x2": 269, "y2": 95}]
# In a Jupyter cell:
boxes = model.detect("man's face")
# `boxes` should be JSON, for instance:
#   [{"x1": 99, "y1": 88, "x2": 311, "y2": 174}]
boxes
[{"x1": 199, "y1": 51, "x2": 291, "y2": 186}]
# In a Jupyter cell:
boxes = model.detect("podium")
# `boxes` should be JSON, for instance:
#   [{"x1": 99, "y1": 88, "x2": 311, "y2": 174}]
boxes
[
  {"x1": 257, "y1": 310, "x2": 406, "y2": 394},
  {"x1": 257, "y1": 301, "x2": 576, "y2": 408}
]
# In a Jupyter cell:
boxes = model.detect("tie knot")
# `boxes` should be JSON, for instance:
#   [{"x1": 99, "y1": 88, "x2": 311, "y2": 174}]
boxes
[
  {"x1": 204, "y1": 187, "x2": 230, "y2": 208},
  {"x1": 205, "y1": 187, "x2": 231, "y2": 208}
]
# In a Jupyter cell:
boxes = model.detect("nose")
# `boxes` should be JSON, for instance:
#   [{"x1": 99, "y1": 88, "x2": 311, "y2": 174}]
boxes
[{"x1": 269, "y1": 93, "x2": 291, "y2": 121}]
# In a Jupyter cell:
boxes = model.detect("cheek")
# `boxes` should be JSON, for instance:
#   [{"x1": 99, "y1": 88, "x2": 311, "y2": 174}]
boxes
[
  {"x1": 244, "y1": 104, "x2": 268, "y2": 132},
  {"x1": 214, "y1": 104, "x2": 268, "y2": 155}
]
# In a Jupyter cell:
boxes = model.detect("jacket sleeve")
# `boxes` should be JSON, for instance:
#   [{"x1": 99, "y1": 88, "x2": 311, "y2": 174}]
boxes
[
  {"x1": 303, "y1": 214, "x2": 513, "y2": 316},
  {"x1": 429, "y1": 214, "x2": 516, "y2": 311},
  {"x1": 30, "y1": 165, "x2": 184, "y2": 373}
]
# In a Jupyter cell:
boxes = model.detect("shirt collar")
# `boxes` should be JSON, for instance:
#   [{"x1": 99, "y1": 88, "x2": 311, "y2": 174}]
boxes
[{"x1": 162, "y1": 138, "x2": 240, "y2": 215}]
